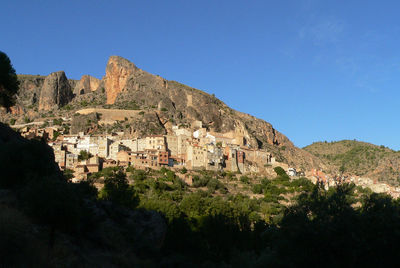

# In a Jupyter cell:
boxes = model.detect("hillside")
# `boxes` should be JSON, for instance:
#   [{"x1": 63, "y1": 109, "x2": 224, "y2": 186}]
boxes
[
  {"x1": 0, "y1": 56, "x2": 323, "y2": 172},
  {"x1": 304, "y1": 140, "x2": 400, "y2": 185},
  {"x1": 3, "y1": 121, "x2": 400, "y2": 267}
]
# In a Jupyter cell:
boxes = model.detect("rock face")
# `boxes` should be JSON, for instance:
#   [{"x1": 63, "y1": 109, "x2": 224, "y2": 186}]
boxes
[
  {"x1": 104, "y1": 56, "x2": 139, "y2": 104},
  {"x1": 8, "y1": 56, "x2": 324, "y2": 171},
  {"x1": 16, "y1": 75, "x2": 45, "y2": 107},
  {"x1": 100, "y1": 56, "x2": 324, "y2": 170},
  {"x1": 38, "y1": 71, "x2": 73, "y2": 111},
  {"x1": 73, "y1": 75, "x2": 101, "y2": 95}
]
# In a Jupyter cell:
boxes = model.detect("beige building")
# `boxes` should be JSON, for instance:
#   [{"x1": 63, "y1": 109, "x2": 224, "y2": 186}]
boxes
[
  {"x1": 165, "y1": 135, "x2": 178, "y2": 156},
  {"x1": 187, "y1": 144, "x2": 207, "y2": 169},
  {"x1": 66, "y1": 153, "x2": 78, "y2": 169},
  {"x1": 177, "y1": 135, "x2": 190, "y2": 159},
  {"x1": 98, "y1": 137, "x2": 112, "y2": 158},
  {"x1": 146, "y1": 135, "x2": 166, "y2": 150},
  {"x1": 173, "y1": 127, "x2": 192, "y2": 137},
  {"x1": 109, "y1": 142, "x2": 130, "y2": 159},
  {"x1": 53, "y1": 144, "x2": 66, "y2": 170}
]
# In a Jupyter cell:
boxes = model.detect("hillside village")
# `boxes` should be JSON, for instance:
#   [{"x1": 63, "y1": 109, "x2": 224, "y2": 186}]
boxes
[
  {"x1": 17, "y1": 118, "x2": 275, "y2": 180},
  {"x1": 4, "y1": 54, "x2": 400, "y2": 199},
  {"x1": 14, "y1": 115, "x2": 400, "y2": 198}
]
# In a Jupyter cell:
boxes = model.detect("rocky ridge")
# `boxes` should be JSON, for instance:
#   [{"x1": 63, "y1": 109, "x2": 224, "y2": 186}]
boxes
[
  {"x1": 3, "y1": 55, "x2": 324, "y2": 171},
  {"x1": 38, "y1": 71, "x2": 74, "y2": 111},
  {"x1": 304, "y1": 140, "x2": 400, "y2": 186}
]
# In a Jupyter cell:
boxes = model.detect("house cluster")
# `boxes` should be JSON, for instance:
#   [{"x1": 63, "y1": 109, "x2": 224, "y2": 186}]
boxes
[
  {"x1": 19, "y1": 125, "x2": 60, "y2": 140},
  {"x1": 47, "y1": 121, "x2": 275, "y2": 180},
  {"x1": 310, "y1": 169, "x2": 400, "y2": 198}
]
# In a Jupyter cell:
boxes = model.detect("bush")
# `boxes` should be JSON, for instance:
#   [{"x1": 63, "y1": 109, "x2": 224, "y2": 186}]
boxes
[
  {"x1": 52, "y1": 118, "x2": 63, "y2": 126},
  {"x1": 273, "y1": 166, "x2": 287, "y2": 177},
  {"x1": 192, "y1": 175, "x2": 210, "y2": 188},
  {"x1": 78, "y1": 150, "x2": 92, "y2": 161},
  {"x1": 130, "y1": 169, "x2": 147, "y2": 181},
  {"x1": 99, "y1": 170, "x2": 139, "y2": 209},
  {"x1": 240, "y1": 176, "x2": 251, "y2": 184},
  {"x1": 252, "y1": 184, "x2": 263, "y2": 194}
]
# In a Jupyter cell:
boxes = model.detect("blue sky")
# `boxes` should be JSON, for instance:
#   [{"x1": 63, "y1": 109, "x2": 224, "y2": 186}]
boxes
[{"x1": 2, "y1": 0, "x2": 400, "y2": 149}]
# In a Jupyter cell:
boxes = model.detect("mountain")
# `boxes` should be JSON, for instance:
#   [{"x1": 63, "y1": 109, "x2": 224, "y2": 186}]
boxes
[
  {"x1": 1, "y1": 56, "x2": 323, "y2": 171},
  {"x1": 304, "y1": 140, "x2": 400, "y2": 186}
]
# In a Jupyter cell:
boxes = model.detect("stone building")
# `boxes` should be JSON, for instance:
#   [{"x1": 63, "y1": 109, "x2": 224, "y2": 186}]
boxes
[
  {"x1": 206, "y1": 145, "x2": 225, "y2": 171},
  {"x1": 66, "y1": 153, "x2": 78, "y2": 169},
  {"x1": 109, "y1": 142, "x2": 130, "y2": 159},
  {"x1": 53, "y1": 143, "x2": 66, "y2": 170},
  {"x1": 146, "y1": 135, "x2": 166, "y2": 150},
  {"x1": 187, "y1": 144, "x2": 207, "y2": 169},
  {"x1": 165, "y1": 135, "x2": 178, "y2": 156},
  {"x1": 98, "y1": 137, "x2": 112, "y2": 158}
]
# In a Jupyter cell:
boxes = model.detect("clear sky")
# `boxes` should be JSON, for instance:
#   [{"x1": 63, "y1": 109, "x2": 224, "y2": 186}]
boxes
[{"x1": 2, "y1": 0, "x2": 400, "y2": 149}]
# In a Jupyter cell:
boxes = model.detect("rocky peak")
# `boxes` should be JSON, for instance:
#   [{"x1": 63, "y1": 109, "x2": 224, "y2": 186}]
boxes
[
  {"x1": 38, "y1": 71, "x2": 73, "y2": 111},
  {"x1": 104, "y1": 56, "x2": 139, "y2": 104}
]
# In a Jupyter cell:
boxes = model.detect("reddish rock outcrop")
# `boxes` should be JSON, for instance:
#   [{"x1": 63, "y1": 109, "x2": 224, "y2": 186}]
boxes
[{"x1": 104, "y1": 56, "x2": 139, "y2": 104}]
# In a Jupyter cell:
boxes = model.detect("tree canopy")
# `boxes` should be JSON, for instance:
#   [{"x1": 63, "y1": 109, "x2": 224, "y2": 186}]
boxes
[{"x1": 0, "y1": 51, "x2": 19, "y2": 110}]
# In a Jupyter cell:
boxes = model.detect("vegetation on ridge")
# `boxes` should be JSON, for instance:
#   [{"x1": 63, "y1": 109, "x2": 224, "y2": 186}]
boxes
[{"x1": 304, "y1": 140, "x2": 400, "y2": 185}]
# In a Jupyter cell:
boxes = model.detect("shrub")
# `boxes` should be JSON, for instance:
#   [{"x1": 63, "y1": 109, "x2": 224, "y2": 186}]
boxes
[
  {"x1": 240, "y1": 176, "x2": 251, "y2": 184},
  {"x1": 252, "y1": 184, "x2": 263, "y2": 194},
  {"x1": 98, "y1": 170, "x2": 139, "y2": 209},
  {"x1": 78, "y1": 150, "x2": 92, "y2": 161},
  {"x1": 192, "y1": 175, "x2": 210, "y2": 188},
  {"x1": 273, "y1": 166, "x2": 287, "y2": 177}
]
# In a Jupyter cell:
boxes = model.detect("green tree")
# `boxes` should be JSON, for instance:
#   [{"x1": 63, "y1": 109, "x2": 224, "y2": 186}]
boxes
[
  {"x1": 0, "y1": 51, "x2": 19, "y2": 110},
  {"x1": 180, "y1": 167, "x2": 188, "y2": 174},
  {"x1": 99, "y1": 170, "x2": 139, "y2": 209},
  {"x1": 63, "y1": 169, "x2": 75, "y2": 181},
  {"x1": 273, "y1": 166, "x2": 288, "y2": 177},
  {"x1": 78, "y1": 150, "x2": 92, "y2": 161}
]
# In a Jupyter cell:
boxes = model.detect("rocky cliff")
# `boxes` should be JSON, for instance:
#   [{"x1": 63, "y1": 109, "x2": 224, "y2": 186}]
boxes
[
  {"x1": 6, "y1": 56, "x2": 324, "y2": 170},
  {"x1": 38, "y1": 71, "x2": 74, "y2": 111},
  {"x1": 73, "y1": 75, "x2": 101, "y2": 95}
]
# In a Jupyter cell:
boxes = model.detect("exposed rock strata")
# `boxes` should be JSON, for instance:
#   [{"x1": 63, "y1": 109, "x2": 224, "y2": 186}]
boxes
[
  {"x1": 74, "y1": 75, "x2": 101, "y2": 95},
  {"x1": 8, "y1": 56, "x2": 324, "y2": 170},
  {"x1": 38, "y1": 71, "x2": 73, "y2": 111}
]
